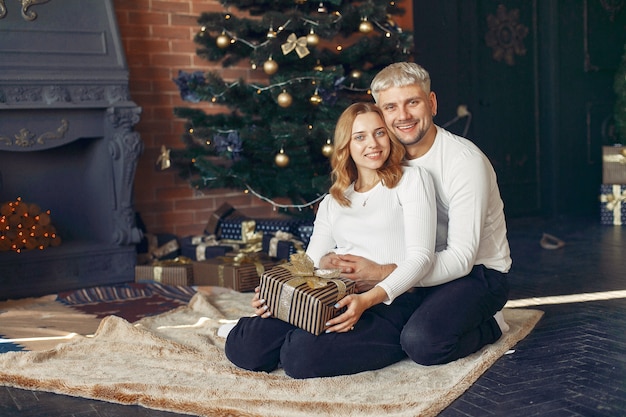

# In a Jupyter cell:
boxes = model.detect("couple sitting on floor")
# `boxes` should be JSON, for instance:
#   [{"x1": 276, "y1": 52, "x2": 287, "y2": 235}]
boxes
[{"x1": 224, "y1": 62, "x2": 512, "y2": 379}]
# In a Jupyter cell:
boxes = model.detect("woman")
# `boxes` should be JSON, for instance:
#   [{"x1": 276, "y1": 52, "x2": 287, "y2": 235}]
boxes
[{"x1": 225, "y1": 102, "x2": 437, "y2": 378}]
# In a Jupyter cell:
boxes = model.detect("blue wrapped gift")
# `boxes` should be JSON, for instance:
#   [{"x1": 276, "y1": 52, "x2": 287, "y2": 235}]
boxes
[
  {"x1": 599, "y1": 184, "x2": 626, "y2": 225},
  {"x1": 218, "y1": 217, "x2": 260, "y2": 241},
  {"x1": 180, "y1": 235, "x2": 240, "y2": 261},
  {"x1": 262, "y1": 231, "x2": 304, "y2": 260},
  {"x1": 296, "y1": 222, "x2": 314, "y2": 248},
  {"x1": 255, "y1": 219, "x2": 304, "y2": 235},
  {"x1": 136, "y1": 233, "x2": 180, "y2": 265}
]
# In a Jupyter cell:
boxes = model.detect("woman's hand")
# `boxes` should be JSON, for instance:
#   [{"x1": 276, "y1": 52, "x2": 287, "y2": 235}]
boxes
[
  {"x1": 324, "y1": 286, "x2": 389, "y2": 333},
  {"x1": 323, "y1": 293, "x2": 368, "y2": 333},
  {"x1": 251, "y1": 286, "x2": 271, "y2": 318}
]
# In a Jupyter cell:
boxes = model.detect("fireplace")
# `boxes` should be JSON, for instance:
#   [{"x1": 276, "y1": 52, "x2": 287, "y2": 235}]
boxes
[{"x1": 0, "y1": 0, "x2": 143, "y2": 300}]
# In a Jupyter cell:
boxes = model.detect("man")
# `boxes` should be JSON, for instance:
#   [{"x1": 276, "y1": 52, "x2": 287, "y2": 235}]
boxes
[{"x1": 320, "y1": 62, "x2": 512, "y2": 365}]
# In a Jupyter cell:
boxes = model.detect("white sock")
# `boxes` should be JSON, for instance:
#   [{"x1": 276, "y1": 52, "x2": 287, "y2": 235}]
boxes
[
  {"x1": 217, "y1": 322, "x2": 237, "y2": 338},
  {"x1": 494, "y1": 310, "x2": 510, "y2": 333}
]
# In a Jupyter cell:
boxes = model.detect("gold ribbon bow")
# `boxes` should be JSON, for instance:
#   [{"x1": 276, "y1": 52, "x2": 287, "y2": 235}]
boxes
[
  {"x1": 281, "y1": 33, "x2": 310, "y2": 58},
  {"x1": 600, "y1": 185, "x2": 626, "y2": 225},
  {"x1": 274, "y1": 253, "x2": 345, "y2": 324},
  {"x1": 279, "y1": 252, "x2": 342, "y2": 289}
]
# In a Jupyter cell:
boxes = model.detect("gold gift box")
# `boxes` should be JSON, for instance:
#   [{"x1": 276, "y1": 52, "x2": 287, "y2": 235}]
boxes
[
  {"x1": 135, "y1": 263, "x2": 193, "y2": 286},
  {"x1": 602, "y1": 145, "x2": 626, "y2": 184},
  {"x1": 259, "y1": 260, "x2": 355, "y2": 335},
  {"x1": 192, "y1": 254, "x2": 278, "y2": 292}
]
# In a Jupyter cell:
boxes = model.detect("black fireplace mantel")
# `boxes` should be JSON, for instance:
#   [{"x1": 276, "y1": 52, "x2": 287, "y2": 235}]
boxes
[{"x1": 0, "y1": 0, "x2": 143, "y2": 299}]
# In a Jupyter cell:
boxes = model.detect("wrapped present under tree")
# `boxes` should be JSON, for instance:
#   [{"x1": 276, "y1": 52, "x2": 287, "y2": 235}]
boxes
[{"x1": 600, "y1": 184, "x2": 626, "y2": 225}]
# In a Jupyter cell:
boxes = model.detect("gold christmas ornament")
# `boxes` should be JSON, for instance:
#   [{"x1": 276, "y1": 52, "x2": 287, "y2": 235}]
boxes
[
  {"x1": 281, "y1": 33, "x2": 310, "y2": 58},
  {"x1": 263, "y1": 57, "x2": 279, "y2": 75},
  {"x1": 266, "y1": 25, "x2": 277, "y2": 39},
  {"x1": 277, "y1": 90, "x2": 293, "y2": 108},
  {"x1": 321, "y1": 139, "x2": 334, "y2": 157},
  {"x1": 309, "y1": 88, "x2": 323, "y2": 105},
  {"x1": 359, "y1": 18, "x2": 374, "y2": 33},
  {"x1": 216, "y1": 32, "x2": 231, "y2": 48},
  {"x1": 275, "y1": 148, "x2": 290, "y2": 167},
  {"x1": 156, "y1": 145, "x2": 171, "y2": 170},
  {"x1": 306, "y1": 29, "x2": 320, "y2": 46},
  {"x1": 317, "y1": 2, "x2": 327, "y2": 13}
]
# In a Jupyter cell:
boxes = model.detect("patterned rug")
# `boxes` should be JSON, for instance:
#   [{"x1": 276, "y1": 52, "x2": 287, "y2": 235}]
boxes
[{"x1": 0, "y1": 283, "x2": 197, "y2": 352}]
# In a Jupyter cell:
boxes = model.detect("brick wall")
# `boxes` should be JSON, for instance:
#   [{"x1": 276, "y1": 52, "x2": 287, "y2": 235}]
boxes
[{"x1": 113, "y1": 0, "x2": 412, "y2": 238}]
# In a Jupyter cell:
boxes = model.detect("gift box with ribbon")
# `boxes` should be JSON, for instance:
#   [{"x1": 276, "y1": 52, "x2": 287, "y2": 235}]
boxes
[
  {"x1": 136, "y1": 233, "x2": 180, "y2": 265},
  {"x1": 262, "y1": 230, "x2": 304, "y2": 260},
  {"x1": 296, "y1": 222, "x2": 314, "y2": 248},
  {"x1": 180, "y1": 234, "x2": 237, "y2": 261},
  {"x1": 600, "y1": 184, "x2": 626, "y2": 225},
  {"x1": 259, "y1": 253, "x2": 355, "y2": 335},
  {"x1": 218, "y1": 218, "x2": 264, "y2": 242},
  {"x1": 602, "y1": 145, "x2": 626, "y2": 184},
  {"x1": 192, "y1": 253, "x2": 278, "y2": 292},
  {"x1": 205, "y1": 202, "x2": 245, "y2": 235},
  {"x1": 135, "y1": 257, "x2": 194, "y2": 285},
  {"x1": 254, "y1": 218, "x2": 305, "y2": 235}
]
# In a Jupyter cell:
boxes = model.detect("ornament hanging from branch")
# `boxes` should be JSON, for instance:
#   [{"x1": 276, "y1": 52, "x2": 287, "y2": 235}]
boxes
[
  {"x1": 263, "y1": 56, "x2": 279, "y2": 74},
  {"x1": 216, "y1": 31, "x2": 231, "y2": 48},
  {"x1": 281, "y1": 33, "x2": 310, "y2": 58},
  {"x1": 275, "y1": 147, "x2": 289, "y2": 167},
  {"x1": 277, "y1": 90, "x2": 293, "y2": 108},
  {"x1": 156, "y1": 145, "x2": 171, "y2": 170}
]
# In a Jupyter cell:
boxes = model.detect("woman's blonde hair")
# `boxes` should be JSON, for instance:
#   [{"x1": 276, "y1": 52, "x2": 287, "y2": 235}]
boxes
[{"x1": 329, "y1": 102, "x2": 406, "y2": 206}]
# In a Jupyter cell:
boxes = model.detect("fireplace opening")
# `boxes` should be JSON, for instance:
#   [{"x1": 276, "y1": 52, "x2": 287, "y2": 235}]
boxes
[{"x1": 0, "y1": 137, "x2": 113, "y2": 245}]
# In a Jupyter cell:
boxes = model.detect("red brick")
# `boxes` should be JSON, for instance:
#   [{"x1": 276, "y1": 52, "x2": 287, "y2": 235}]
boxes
[
  {"x1": 154, "y1": 26, "x2": 195, "y2": 40},
  {"x1": 152, "y1": 1, "x2": 191, "y2": 13},
  {"x1": 171, "y1": 13, "x2": 200, "y2": 27},
  {"x1": 150, "y1": 53, "x2": 192, "y2": 67},
  {"x1": 128, "y1": 11, "x2": 170, "y2": 26}
]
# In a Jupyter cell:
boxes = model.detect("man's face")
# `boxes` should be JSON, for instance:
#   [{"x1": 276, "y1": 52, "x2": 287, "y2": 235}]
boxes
[{"x1": 376, "y1": 84, "x2": 437, "y2": 148}]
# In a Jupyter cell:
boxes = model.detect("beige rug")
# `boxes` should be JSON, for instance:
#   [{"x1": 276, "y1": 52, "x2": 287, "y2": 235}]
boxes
[{"x1": 0, "y1": 289, "x2": 543, "y2": 417}]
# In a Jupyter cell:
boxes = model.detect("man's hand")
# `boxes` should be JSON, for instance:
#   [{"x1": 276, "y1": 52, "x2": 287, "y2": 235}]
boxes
[{"x1": 319, "y1": 253, "x2": 396, "y2": 292}]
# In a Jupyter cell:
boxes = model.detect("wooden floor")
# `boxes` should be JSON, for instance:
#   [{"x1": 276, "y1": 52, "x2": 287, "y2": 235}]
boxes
[{"x1": 1, "y1": 215, "x2": 625, "y2": 416}]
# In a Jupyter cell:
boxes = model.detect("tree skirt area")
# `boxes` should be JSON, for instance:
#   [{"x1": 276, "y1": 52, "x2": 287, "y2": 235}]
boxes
[{"x1": 0, "y1": 285, "x2": 543, "y2": 417}]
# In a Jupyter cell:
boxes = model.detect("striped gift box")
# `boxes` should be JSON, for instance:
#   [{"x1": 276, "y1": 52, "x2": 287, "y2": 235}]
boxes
[
  {"x1": 259, "y1": 265, "x2": 355, "y2": 335},
  {"x1": 192, "y1": 255, "x2": 278, "y2": 292},
  {"x1": 135, "y1": 264, "x2": 193, "y2": 286}
]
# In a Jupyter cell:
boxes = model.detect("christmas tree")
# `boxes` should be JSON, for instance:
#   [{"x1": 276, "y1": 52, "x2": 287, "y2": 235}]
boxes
[
  {"x1": 171, "y1": 0, "x2": 414, "y2": 209},
  {"x1": 615, "y1": 42, "x2": 626, "y2": 144}
]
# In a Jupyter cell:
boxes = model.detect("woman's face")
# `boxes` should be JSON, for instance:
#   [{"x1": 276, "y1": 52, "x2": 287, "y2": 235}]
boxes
[{"x1": 349, "y1": 112, "x2": 391, "y2": 173}]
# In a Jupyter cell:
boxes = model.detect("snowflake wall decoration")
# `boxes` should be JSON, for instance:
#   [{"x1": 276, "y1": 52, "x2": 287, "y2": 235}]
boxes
[{"x1": 485, "y1": 5, "x2": 529, "y2": 66}]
